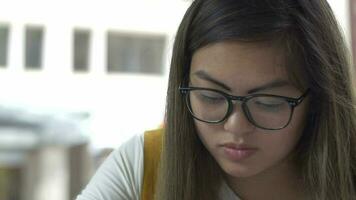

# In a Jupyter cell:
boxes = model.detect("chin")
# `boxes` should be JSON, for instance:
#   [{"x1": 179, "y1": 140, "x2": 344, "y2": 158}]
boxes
[{"x1": 220, "y1": 162, "x2": 263, "y2": 179}]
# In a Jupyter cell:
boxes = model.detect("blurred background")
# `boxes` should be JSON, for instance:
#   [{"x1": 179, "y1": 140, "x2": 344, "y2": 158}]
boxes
[{"x1": 0, "y1": 0, "x2": 353, "y2": 200}]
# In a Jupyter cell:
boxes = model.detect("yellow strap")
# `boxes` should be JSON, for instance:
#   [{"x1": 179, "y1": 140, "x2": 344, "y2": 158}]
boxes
[{"x1": 141, "y1": 128, "x2": 163, "y2": 200}]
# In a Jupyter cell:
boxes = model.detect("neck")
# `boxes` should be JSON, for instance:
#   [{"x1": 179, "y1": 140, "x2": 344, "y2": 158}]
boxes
[{"x1": 225, "y1": 160, "x2": 306, "y2": 200}]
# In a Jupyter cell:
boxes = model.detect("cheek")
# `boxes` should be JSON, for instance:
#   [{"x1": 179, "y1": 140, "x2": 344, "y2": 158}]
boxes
[
  {"x1": 260, "y1": 129, "x2": 302, "y2": 158},
  {"x1": 195, "y1": 121, "x2": 214, "y2": 139},
  {"x1": 260, "y1": 107, "x2": 307, "y2": 157},
  {"x1": 194, "y1": 121, "x2": 221, "y2": 148}
]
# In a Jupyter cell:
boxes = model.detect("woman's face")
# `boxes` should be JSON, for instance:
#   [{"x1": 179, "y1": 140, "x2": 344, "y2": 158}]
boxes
[{"x1": 189, "y1": 41, "x2": 308, "y2": 179}]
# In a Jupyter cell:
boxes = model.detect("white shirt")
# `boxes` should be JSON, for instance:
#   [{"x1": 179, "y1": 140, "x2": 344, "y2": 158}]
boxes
[{"x1": 76, "y1": 134, "x2": 240, "y2": 200}]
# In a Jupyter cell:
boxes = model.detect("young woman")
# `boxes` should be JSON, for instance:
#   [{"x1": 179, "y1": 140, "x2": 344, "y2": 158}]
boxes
[{"x1": 77, "y1": 0, "x2": 356, "y2": 199}]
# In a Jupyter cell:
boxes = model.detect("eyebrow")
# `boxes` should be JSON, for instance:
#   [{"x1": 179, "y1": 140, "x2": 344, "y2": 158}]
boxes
[{"x1": 193, "y1": 70, "x2": 291, "y2": 94}]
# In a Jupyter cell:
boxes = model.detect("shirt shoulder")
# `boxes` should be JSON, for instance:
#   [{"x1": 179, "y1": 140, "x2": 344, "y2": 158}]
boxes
[{"x1": 76, "y1": 133, "x2": 144, "y2": 200}]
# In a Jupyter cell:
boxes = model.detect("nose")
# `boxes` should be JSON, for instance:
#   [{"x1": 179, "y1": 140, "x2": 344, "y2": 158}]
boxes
[{"x1": 223, "y1": 104, "x2": 255, "y2": 135}]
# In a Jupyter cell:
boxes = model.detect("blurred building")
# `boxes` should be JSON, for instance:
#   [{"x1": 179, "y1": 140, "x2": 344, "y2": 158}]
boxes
[
  {"x1": 0, "y1": 0, "x2": 191, "y2": 149},
  {"x1": 0, "y1": 0, "x2": 191, "y2": 200}
]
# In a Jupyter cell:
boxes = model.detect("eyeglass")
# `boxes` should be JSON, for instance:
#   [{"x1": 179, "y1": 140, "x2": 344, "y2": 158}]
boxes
[{"x1": 179, "y1": 86, "x2": 309, "y2": 130}]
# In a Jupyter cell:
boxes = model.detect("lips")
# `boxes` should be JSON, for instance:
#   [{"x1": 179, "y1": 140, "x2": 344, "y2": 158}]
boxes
[{"x1": 221, "y1": 143, "x2": 258, "y2": 161}]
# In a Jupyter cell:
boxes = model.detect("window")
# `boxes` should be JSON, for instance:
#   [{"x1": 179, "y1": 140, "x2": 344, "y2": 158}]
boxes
[
  {"x1": 73, "y1": 29, "x2": 90, "y2": 72},
  {"x1": 107, "y1": 32, "x2": 166, "y2": 74},
  {"x1": 25, "y1": 26, "x2": 44, "y2": 69},
  {"x1": 0, "y1": 25, "x2": 9, "y2": 67}
]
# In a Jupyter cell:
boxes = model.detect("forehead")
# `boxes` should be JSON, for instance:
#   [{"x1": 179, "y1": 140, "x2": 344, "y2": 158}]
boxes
[{"x1": 190, "y1": 41, "x2": 289, "y2": 92}]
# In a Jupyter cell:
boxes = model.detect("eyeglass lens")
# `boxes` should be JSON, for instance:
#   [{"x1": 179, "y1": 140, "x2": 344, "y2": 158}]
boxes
[{"x1": 187, "y1": 89, "x2": 292, "y2": 129}]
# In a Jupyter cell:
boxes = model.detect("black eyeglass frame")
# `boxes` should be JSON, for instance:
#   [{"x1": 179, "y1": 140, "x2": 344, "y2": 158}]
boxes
[{"x1": 179, "y1": 86, "x2": 310, "y2": 130}]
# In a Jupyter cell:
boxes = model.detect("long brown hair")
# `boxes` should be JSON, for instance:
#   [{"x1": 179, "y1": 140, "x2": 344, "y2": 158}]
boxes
[{"x1": 156, "y1": 0, "x2": 356, "y2": 199}]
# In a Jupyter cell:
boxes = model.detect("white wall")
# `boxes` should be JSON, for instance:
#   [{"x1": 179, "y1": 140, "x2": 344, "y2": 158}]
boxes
[{"x1": 328, "y1": 0, "x2": 351, "y2": 45}]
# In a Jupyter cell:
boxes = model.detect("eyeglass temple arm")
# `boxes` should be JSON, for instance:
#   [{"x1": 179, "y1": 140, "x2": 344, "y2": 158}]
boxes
[{"x1": 295, "y1": 89, "x2": 310, "y2": 105}]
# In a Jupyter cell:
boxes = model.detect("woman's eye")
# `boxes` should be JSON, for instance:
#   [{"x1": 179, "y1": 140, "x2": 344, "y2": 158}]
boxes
[
  {"x1": 256, "y1": 101, "x2": 283, "y2": 107},
  {"x1": 197, "y1": 93, "x2": 224, "y2": 104},
  {"x1": 253, "y1": 100, "x2": 285, "y2": 111},
  {"x1": 202, "y1": 95, "x2": 223, "y2": 102}
]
